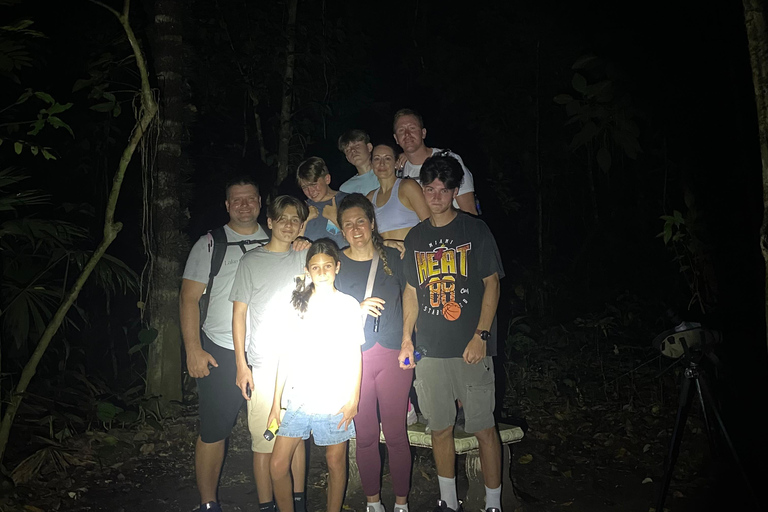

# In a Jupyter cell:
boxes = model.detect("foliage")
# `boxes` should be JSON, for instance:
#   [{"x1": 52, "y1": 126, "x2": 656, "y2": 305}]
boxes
[
  {"x1": 554, "y1": 54, "x2": 642, "y2": 174},
  {"x1": 658, "y1": 193, "x2": 717, "y2": 314}
]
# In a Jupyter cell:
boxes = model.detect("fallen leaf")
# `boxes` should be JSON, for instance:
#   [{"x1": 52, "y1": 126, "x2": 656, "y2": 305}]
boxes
[
  {"x1": 615, "y1": 447, "x2": 627, "y2": 458},
  {"x1": 643, "y1": 444, "x2": 651, "y2": 453},
  {"x1": 642, "y1": 477, "x2": 653, "y2": 484},
  {"x1": 518, "y1": 454, "x2": 534, "y2": 464},
  {"x1": 68, "y1": 491, "x2": 77, "y2": 498},
  {"x1": 673, "y1": 490, "x2": 685, "y2": 498},
  {"x1": 559, "y1": 502, "x2": 573, "y2": 507},
  {"x1": 562, "y1": 470, "x2": 572, "y2": 478}
]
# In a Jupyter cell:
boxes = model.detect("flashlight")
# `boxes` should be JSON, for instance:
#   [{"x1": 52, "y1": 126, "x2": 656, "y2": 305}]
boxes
[
  {"x1": 373, "y1": 315, "x2": 380, "y2": 332},
  {"x1": 263, "y1": 418, "x2": 279, "y2": 441}
]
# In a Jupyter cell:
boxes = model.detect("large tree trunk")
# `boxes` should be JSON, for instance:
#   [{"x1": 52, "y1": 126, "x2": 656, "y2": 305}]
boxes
[
  {"x1": 275, "y1": 0, "x2": 298, "y2": 188},
  {"x1": 145, "y1": 0, "x2": 184, "y2": 404},
  {"x1": 743, "y1": 0, "x2": 768, "y2": 350}
]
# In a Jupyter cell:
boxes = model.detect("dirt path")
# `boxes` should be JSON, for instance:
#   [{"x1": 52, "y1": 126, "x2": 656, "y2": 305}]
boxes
[{"x1": 1, "y1": 407, "x2": 719, "y2": 512}]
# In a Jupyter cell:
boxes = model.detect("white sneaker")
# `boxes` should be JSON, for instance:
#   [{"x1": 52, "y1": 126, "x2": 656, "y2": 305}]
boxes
[{"x1": 406, "y1": 401, "x2": 417, "y2": 426}]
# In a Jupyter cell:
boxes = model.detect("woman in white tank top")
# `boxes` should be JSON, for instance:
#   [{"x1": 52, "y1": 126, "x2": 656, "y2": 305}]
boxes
[{"x1": 367, "y1": 144, "x2": 430, "y2": 241}]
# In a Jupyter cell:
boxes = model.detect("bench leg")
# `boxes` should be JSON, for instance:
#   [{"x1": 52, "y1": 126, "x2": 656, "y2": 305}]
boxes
[
  {"x1": 501, "y1": 444, "x2": 523, "y2": 512},
  {"x1": 464, "y1": 449, "x2": 485, "y2": 512},
  {"x1": 347, "y1": 437, "x2": 361, "y2": 492}
]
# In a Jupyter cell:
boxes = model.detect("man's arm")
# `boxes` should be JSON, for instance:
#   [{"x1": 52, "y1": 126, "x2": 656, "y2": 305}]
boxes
[
  {"x1": 232, "y1": 300, "x2": 254, "y2": 400},
  {"x1": 399, "y1": 282, "x2": 419, "y2": 368},
  {"x1": 462, "y1": 272, "x2": 500, "y2": 364},
  {"x1": 180, "y1": 279, "x2": 218, "y2": 378},
  {"x1": 456, "y1": 192, "x2": 478, "y2": 215}
]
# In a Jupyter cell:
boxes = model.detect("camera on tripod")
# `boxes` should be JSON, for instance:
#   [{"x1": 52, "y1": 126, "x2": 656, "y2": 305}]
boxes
[{"x1": 652, "y1": 321, "x2": 721, "y2": 360}]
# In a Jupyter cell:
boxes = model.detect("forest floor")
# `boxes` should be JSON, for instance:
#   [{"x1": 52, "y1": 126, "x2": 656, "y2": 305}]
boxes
[{"x1": 0, "y1": 303, "x2": 747, "y2": 512}]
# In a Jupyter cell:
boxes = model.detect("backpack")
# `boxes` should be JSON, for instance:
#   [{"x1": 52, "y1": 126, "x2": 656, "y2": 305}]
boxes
[{"x1": 198, "y1": 226, "x2": 268, "y2": 326}]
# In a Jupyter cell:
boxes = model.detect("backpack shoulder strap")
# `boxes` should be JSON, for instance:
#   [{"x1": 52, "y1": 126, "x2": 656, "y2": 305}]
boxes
[
  {"x1": 200, "y1": 226, "x2": 228, "y2": 326},
  {"x1": 208, "y1": 226, "x2": 229, "y2": 280}
]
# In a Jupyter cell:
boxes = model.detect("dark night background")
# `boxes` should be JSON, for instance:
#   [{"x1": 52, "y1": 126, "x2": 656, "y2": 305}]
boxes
[{"x1": 1, "y1": 0, "x2": 767, "y2": 510}]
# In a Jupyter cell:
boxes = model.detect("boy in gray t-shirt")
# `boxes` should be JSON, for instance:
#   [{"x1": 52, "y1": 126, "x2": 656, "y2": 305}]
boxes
[{"x1": 229, "y1": 195, "x2": 310, "y2": 512}]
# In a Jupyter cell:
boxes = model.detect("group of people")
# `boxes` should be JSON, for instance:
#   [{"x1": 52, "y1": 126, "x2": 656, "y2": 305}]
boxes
[{"x1": 180, "y1": 109, "x2": 506, "y2": 512}]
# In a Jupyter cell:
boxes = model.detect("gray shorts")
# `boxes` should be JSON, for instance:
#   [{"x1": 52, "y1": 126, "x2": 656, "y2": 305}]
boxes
[{"x1": 414, "y1": 356, "x2": 496, "y2": 434}]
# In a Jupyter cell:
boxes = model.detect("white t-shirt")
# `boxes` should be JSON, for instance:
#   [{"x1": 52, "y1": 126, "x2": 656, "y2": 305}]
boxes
[
  {"x1": 182, "y1": 224, "x2": 268, "y2": 350},
  {"x1": 281, "y1": 291, "x2": 364, "y2": 414},
  {"x1": 402, "y1": 148, "x2": 475, "y2": 208}
]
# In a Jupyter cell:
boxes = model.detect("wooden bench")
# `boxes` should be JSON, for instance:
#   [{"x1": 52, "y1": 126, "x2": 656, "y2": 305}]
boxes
[{"x1": 349, "y1": 422, "x2": 525, "y2": 512}]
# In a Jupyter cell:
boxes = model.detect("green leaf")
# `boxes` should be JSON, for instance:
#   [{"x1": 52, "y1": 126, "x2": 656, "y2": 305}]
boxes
[
  {"x1": 565, "y1": 100, "x2": 583, "y2": 117},
  {"x1": 41, "y1": 148, "x2": 56, "y2": 160},
  {"x1": 47, "y1": 116, "x2": 74, "y2": 137},
  {"x1": 127, "y1": 344, "x2": 145, "y2": 355},
  {"x1": 13, "y1": 142, "x2": 22, "y2": 154},
  {"x1": 596, "y1": 146, "x2": 612, "y2": 173},
  {"x1": 571, "y1": 73, "x2": 587, "y2": 94},
  {"x1": 572, "y1": 54, "x2": 599, "y2": 70},
  {"x1": 663, "y1": 226, "x2": 672, "y2": 245},
  {"x1": 33, "y1": 91, "x2": 54, "y2": 105},
  {"x1": 47, "y1": 102, "x2": 73, "y2": 115},
  {"x1": 27, "y1": 119, "x2": 44, "y2": 136},
  {"x1": 29, "y1": 145, "x2": 38, "y2": 156},
  {"x1": 569, "y1": 121, "x2": 599, "y2": 150},
  {"x1": 90, "y1": 102, "x2": 115, "y2": 112},
  {"x1": 72, "y1": 78, "x2": 93, "y2": 92},
  {"x1": 138, "y1": 327, "x2": 158, "y2": 345},
  {"x1": 112, "y1": 103, "x2": 121, "y2": 117},
  {"x1": 553, "y1": 94, "x2": 573, "y2": 105},
  {"x1": 97, "y1": 402, "x2": 124, "y2": 422}
]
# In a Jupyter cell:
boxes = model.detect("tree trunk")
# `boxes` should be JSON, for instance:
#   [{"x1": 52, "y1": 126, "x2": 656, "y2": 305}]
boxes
[
  {"x1": 275, "y1": 0, "x2": 298, "y2": 188},
  {"x1": 743, "y1": 0, "x2": 768, "y2": 350},
  {"x1": 0, "y1": 0, "x2": 158, "y2": 464},
  {"x1": 145, "y1": 0, "x2": 184, "y2": 405}
]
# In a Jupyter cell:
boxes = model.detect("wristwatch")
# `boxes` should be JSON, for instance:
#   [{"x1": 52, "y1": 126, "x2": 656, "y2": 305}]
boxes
[{"x1": 475, "y1": 329, "x2": 491, "y2": 341}]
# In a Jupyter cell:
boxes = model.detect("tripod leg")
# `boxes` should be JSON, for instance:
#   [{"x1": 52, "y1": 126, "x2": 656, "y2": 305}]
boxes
[
  {"x1": 697, "y1": 376, "x2": 761, "y2": 509},
  {"x1": 694, "y1": 378, "x2": 717, "y2": 458},
  {"x1": 656, "y1": 373, "x2": 695, "y2": 512}
]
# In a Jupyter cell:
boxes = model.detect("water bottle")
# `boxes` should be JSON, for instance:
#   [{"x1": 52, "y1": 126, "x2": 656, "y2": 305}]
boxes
[{"x1": 403, "y1": 346, "x2": 427, "y2": 366}]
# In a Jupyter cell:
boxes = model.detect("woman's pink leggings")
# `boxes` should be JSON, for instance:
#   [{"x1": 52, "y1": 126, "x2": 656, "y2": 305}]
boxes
[{"x1": 354, "y1": 343, "x2": 414, "y2": 497}]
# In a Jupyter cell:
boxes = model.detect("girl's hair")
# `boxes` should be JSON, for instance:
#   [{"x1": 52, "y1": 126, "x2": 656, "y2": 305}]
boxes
[
  {"x1": 336, "y1": 193, "x2": 392, "y2": 276},
  {"x1": 291, "y1": 238, "x2": 342, "y2": 315}
]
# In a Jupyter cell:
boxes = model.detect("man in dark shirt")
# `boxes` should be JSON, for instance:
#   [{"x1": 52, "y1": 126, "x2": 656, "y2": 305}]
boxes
[{"x1": 400, "y1": 154, "x2": 504, "y2": 512}]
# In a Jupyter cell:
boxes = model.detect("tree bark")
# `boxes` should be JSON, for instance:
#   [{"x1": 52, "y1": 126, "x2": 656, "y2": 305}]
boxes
[
  {"x1": 275, "y1": 0, "x2": 298, "y2": 188},
  {"x1": 0, "y1": 0, "x2": 158, "y2": 464},
  {"x1": 743, "y1": 0, "x2": 768, "y2": 350},
  {"x1": 145, "y1": 0, "x2": 184, "y2": 404}
]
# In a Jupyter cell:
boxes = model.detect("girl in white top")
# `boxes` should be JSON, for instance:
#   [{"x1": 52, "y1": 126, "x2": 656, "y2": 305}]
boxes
[{"x1": 268, "y1": 238, "x2": 364, "y2": 512}]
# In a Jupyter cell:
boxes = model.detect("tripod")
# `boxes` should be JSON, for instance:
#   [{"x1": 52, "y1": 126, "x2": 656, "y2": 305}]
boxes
[{"x1": 655, "y1": 349, "x2": 758, "y2": 511}]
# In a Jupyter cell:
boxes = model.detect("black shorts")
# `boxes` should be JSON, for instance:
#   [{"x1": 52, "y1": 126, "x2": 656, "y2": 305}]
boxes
[{"x1": 197, "y1": 332, "x2": 245, "y2": 443}]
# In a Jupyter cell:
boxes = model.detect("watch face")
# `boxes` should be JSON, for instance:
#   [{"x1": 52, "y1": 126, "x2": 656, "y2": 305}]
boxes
[{"x1": 480, "y1": 330, "x2": 491, "y2": 341}]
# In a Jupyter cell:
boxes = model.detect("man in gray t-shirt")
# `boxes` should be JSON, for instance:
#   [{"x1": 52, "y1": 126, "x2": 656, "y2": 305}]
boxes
[
  {"x1": 230, "y1": 195, "x2": 310, "y2": 512},
  {"x1": 180, "y1": 176, "x2": 267, "y2": 512}
]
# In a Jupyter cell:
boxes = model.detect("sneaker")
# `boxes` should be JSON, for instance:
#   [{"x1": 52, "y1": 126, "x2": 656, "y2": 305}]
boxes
[
  {"x1": 406, "y1": 400, "x2": 418, "y2": 426},
  {"x1": 367, "y1": 505, "x2": 386, "y2": 512},
  {"x1": 433, "y1": 500, "x2": 463, "y2": 512},
  {"x1": 485, "y1": 509, "x2": 502, "y2": 512},
  {"x1": 200, "y1": 503, "x2": 222, "y2": 512}
]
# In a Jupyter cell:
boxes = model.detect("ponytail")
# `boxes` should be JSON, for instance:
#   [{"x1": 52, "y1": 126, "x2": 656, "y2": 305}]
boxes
[
  {"x1": 291, "y1": 275, "x2": 314, "y2": 317},
  {"x1": 371, "y1": 231, "x2": 393, "y2": 276}
]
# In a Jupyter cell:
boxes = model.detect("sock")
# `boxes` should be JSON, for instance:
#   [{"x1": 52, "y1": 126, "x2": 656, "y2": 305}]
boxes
[
  {"x1": 293, "y1": 491, "x2": 307, "y2": 512},
  {"x1": 485, "y1": 484, "x2": 502, "y2": 510},
  {"x1": 393, "y1": 503, "x2": 409, "y2": 512},
  {"x1": 366, "y1": 501, "x2": 385, "y2": 512},
  {"x1": 258, "y1": 501, "x2": 276, "y2": 512},
  {"x1": 438, "y1": 475, "x2": 459, "y2": 511}
]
